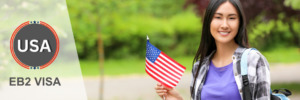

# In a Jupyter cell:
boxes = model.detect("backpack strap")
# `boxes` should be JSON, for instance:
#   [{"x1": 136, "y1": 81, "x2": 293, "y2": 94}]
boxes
[
  {"x1": 273, "y1": 88, "x2": 292, "y2": 97},
  {"x1": 241, "y1": 48, "x2": 256, "y2": 75},
  {"x1": 241, "y1": 48, "x2": 256, "y2": 100}
]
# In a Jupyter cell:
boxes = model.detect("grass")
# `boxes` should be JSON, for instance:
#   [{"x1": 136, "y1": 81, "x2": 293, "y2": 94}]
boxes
[
  {"x1": 262, "y1": 47, "x2": 300, "y2": 63},
  {"x1": 80, "y1": 47, "x2": 300, "y2": 76},
  {"x1": 79, "y1": 56, "x2": 194, "y2": 77}
]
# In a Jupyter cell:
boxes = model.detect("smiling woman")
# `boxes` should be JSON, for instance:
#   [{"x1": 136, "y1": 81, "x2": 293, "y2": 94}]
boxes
[
  {"x1": 210, "y1": 1, "x2": 239, "y2": 45},
  {"x1": 154, "y1": 0, "x2": 272, "y2": 100}
]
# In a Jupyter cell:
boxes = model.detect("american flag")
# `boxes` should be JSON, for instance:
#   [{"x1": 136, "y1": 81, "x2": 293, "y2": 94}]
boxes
[{"x1": 145, "y1": 36, "x2": 186, "y2": 88}]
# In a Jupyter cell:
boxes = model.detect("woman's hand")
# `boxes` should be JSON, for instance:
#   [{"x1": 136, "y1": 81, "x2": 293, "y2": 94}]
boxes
[{"x1": 154, "y1": 83, "x2": 183, "y2": 100}]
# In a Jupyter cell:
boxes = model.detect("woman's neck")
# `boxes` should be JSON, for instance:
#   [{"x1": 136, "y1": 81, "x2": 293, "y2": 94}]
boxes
[{"x1": 212, "y1": 41, "x2": 238, "y2": 67}]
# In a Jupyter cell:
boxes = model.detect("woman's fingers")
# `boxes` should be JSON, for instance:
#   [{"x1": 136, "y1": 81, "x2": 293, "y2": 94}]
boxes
[
  {"x1": 156, "y1": 83, "x2": 172, "y2": 90},
  {"x1": 164, "y1": 86, "x2": 173, "y2": 91},
  {"x1": 157, "y1": 92, "x2": 166, "y2": 96},
  {"x1": 155, "y1": 83, "x2": 165, "y2": 90},
  {"x1": 156, "y1": 90, "x2": 167, "y2": 99},
  {"x1": 155, "y1": 83, "x2": 168, "y2": 99},
  {"x1": 157, "y1": 83, "x2": 162, "y2": 86},
  {"x1": 155, "y1": 86, "x2": 167, "y2": 94},
  {"x1": 155, "y1": 83, "x2": 183, "y2": 100},
  {"x1": 156, "y1": 90, "x2": 167, "y2": 93}
]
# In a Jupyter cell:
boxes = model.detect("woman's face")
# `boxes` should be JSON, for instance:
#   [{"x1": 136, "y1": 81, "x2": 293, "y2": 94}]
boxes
[{"x1": 210, "y1": 1, "x2": 239, "y2": 44}]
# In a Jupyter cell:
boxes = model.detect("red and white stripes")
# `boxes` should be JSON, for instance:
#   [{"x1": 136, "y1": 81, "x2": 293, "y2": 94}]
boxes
[{"x1": 145, "y1": 52, "x2": 186, "y2": 88}]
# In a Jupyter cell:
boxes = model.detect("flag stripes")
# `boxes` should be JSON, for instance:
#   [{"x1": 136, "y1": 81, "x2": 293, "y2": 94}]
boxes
[
  {"x1": 156, "y1": 58, "x2": 183, "y2": 77},
  {"x1": 145, "y1": 68, "x2": 175, "y2": 88},
  {"x1": 146, "y1": 58, "x2": 179, "y2": 83},
  {"x1": 145, "y1": 52, "x2": 186, "y2": 88},
  {"x1": 145, "y1": 65, "x2": 177, "y2": 86},
  {"x1": 160, "y1": 52, "x2": 185, "y2": 72}
]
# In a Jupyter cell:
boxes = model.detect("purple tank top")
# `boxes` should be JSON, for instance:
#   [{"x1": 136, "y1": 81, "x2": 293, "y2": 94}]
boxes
[{"x1": 201, "y1": 61, "x2": 241, "y2": 100}]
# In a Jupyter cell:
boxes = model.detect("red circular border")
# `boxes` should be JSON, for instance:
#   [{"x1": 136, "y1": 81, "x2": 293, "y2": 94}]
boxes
[{"x1": 10, "y1": 21, "x2": 60, "y2": 69}]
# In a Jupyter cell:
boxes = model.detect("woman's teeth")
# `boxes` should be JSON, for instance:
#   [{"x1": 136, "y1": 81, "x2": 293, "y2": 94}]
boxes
[{"x1": 219, "y1": 32, "x2": 229, "y2": 35}]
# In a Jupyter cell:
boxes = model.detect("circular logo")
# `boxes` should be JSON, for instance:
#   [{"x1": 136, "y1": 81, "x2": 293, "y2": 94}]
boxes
[{"x1": 10, "y1": 21, "x2": 59, "y2": 69}]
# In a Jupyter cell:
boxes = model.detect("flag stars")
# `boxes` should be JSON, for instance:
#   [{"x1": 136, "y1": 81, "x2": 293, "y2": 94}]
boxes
[{"x1": 146, "y1": 42, "x2": 161, "y2": 63}]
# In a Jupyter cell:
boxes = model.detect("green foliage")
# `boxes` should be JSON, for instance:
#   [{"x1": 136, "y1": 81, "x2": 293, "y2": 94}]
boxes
[
  {"x1": 67, "y1": 0, "x2": 300, "y2": 60},
  {"x1": 284, "y1": 0, "x2": 300, "y2": 10},
  {"x1": 67, "y1": 0, "x2": 202, "y2": 59},
  {"x1": 102, "y1": 11, "x2": 202, "y2": 59},
  {"x1": 248, "y1": 14, "x2": 300, "y2": 50}
]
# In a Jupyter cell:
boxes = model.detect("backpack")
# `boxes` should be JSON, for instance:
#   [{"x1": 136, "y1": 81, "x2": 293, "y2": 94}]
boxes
[{"x1": 241, "y1": 48, "x2": 292, "y2": 100}]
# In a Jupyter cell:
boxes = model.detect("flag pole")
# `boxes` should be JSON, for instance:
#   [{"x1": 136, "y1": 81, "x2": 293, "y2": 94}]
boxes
[
  {"x1": 147, "y1": 35, "x2": 149, "y2": 40},
  {"x1": 147, "y1": 35, "x2": 165, "y2": 100}
]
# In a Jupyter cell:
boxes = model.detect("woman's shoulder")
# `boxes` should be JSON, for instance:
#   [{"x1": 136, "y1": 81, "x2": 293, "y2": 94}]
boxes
[
  {"x1": 235, "y1": 47, "x2": 266, "y2": 60},
  {"x1": 192, "y1": 51, "x2": 215, "y2": 68},
  {"x1": 249, "y1": 48, "x2": 264, "y2": 58},
  {"x1": 192, "y1": 52, "x2": 214, "y2": 75},
  {"x1": 234, "y1": 46, "x2": 269, "y2": 67},
  {"x1": 248, "y1": 48, "x2": 267, "y2": 60},
  {"x1": 246, "y1": 48, "x2": 270, "y2": 67}
]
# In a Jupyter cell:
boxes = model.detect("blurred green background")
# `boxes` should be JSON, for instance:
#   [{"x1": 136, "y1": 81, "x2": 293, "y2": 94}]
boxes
[{"x1": 66, "y1": 0, "x2": 300, "y2": 76}]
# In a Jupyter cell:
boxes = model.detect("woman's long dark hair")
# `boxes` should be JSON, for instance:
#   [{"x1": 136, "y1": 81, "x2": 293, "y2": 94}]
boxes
[{"x1": 191, "y1": 0, "x2": 249, "y2": 96}]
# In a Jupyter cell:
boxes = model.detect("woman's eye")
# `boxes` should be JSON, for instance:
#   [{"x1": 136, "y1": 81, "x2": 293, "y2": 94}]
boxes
[
  {"x1": 215, "y1": 17, "x2": 221, "y2": 19},
  {"x1": 229, "y1": 17, "x2": 236, "y2": 20}
]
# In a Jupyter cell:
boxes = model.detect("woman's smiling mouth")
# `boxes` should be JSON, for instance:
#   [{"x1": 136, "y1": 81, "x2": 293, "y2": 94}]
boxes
[{"x1": 219, "y1": 31, "x2": 230, "y2": 36}]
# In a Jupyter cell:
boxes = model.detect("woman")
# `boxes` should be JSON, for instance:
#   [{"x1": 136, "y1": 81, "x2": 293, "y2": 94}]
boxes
[{"x1": 155, "y1": 0, "x2": 271, "y2": 100}]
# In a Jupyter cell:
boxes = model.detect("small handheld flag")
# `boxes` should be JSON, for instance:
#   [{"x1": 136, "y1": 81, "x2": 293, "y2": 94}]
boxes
[{"x1": 145, "y1": 36, "x2": 186, "y2": 88}]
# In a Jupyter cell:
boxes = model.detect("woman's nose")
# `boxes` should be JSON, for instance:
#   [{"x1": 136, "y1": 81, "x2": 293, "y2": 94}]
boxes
[{"x1": 221, "y1": 20, "x2": 229, "y2": 30}]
